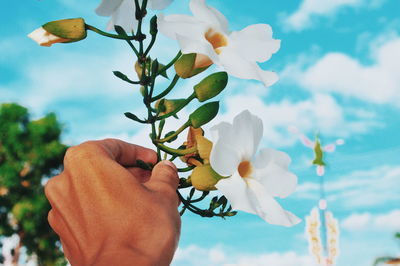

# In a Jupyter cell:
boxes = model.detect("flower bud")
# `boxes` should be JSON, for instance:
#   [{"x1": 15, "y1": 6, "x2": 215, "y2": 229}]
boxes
[
  {"x1": 195, "y1": 134, "x2": 213, "y2": 162},
  {"x1": 156, "y1": 99, "x2": 186, "y2": 116},
  {"x1": 194, "y1": 72, "x2": 228, "y2": 102},
  {"x1": 189, "y1": 101, "x2": 219, "y2": 128},
  {"x1": 174, "y1": 53, "x2": 211, "y2": 78},
  {"x1": 190, "y1": 164, "x2": 224, "y2": 191},
  {"x1": 28, "y1": 18, "x2": 87, "y2": 47}
]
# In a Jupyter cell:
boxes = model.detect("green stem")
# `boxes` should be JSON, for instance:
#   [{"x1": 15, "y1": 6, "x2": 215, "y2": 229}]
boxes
[
  {"x1": 155, "y1": 143, "x2": 197, "y2": 156},
  {"x1": 177, "y1": 166, "x2": 195, "y2": 173},
  {"x1": 144, "y1": 34, "x2": 156, "y2": 57},
  {"x1": 157, "y1": 51, "x2": 182, "y2": 75},
  {"x1": 151, "y1": 74, "x2": 180, "y2": 102},
  {"x1": 157, "y1": 120, "x2": 190, "y2": 143},
  {"x1": 85, "y1": 24, "x2": 137, "y2": 40},
  {"x1": 157, "y1": 93, "x2": 196, "y2": 120}
]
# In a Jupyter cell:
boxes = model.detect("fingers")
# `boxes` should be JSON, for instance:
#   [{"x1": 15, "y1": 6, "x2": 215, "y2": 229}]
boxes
[
  {"x1": 99, "y1": 139, "x2": 158, "y2": 166},
  {"x1": 126, "y1": 167, "x2": 152, "y2": 183},
  {"x1": 145, "y1": 161, "x2": 180, "y2": 206}
]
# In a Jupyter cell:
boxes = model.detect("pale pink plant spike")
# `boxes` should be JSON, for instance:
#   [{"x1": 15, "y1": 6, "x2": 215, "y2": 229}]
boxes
[
  {"x1": 336, "y1": 139, "x2": 345, "y2": 145},
  {"x1": 316, "y1": 165, "x2": 325, "y2": 176},
  {"x1": 287, "y1": 125, "x2": 300, "y2": 134},
  {"x1": 300, "y1": 134, "x2": 315, "y2": 148},
  {"x1": 323, "y1": 144, "x2": 336, "y2": 152}
]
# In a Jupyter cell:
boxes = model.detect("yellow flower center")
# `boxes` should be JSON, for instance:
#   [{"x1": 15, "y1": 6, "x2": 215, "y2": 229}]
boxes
[
  {"x1": 204, "y1": 28, "x2": 228, "y2": 55},
  {"x1": 238, "y1": 160, "x2": 252, "y2": 178}
]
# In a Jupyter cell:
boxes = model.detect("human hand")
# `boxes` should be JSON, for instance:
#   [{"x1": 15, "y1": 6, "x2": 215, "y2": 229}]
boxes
[{"x1": 45, "y1": 139, "x2": 180, "y2": 266}]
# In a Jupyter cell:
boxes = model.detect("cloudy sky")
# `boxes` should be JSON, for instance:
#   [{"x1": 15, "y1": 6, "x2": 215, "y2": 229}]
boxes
[{"x1": 1, "y1": 0, "x2": 400, "y2": 265}]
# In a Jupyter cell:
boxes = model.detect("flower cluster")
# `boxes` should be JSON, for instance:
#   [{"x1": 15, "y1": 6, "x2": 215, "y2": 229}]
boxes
[
  {"x1": 306, "y1": 207, "x2": 340, "y2": 266},
  {"x1": 28, "y1": 0, "x2": 300, "y2": 226}
]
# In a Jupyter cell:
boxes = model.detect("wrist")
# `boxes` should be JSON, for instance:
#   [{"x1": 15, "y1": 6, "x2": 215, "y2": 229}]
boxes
[{"x1": 92, "y1": 248, "x2": 157, "y2": 266}]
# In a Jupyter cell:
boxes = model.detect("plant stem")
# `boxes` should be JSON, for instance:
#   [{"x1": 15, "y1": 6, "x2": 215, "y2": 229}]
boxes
[
  {"x1": 151, "y1": 74, "x2": 180, "y2": 102},
  {"x1": 85, "y1": 24, "x2": 137, "y2": 40},
  {"x1": 155, "y1": 143, "x2": 197, "y2": 156},
  {"x1": 157, "y1": 93, "x2": 196, "y2": 120},
  {"x1": 157, "y1": 51, "x2": 182, "y2": 75},
  {"x1": 177, "y1": 166, "x2": 195, "y2": 172},
  {"x1": 157, "y1": 120, "x2": 190, "y2": 143}
]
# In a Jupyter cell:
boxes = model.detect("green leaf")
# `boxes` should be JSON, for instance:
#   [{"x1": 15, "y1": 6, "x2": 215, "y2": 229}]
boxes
[
  {"x1": 150, "y1": 15, "x2": 158, "y2": 36},
  {"x1": 114, "y1": 25, "x2": 128, "y2": 37},
  {"x1": 124, "y1": 112, "x2": 145, "y2": 123},
  {"x1": 164, "y1": 131, "x2": 178, "y2": 143},
  {"x1": 113, "y1": 71, "x2": 137, "y2": 84},
  {"x1": 136, "y1": 159, "x2": 153, "y2": 170}
]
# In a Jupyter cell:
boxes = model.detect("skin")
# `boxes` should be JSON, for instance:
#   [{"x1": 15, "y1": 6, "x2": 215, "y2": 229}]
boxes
[{"x1": 44, "y1": 139, "x2": 181, "y2": 266}]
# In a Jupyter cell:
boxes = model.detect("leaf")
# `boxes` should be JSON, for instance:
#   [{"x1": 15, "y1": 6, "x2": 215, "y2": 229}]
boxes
[
  {"x1": 135, "y1": 159, "x2": 153, "y2": 170},
  {"x1": 164, "y1": 131, "x2": 178, "y2": 143}
]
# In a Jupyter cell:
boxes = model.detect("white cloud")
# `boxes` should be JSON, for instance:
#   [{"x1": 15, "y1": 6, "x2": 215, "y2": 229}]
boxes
[
  {"x1": 296, "y1": 165, "x2": 400, "y2": 208},
  {"x1": 172, "y1": 245, "x2": 315, "y2": 266},
  {"x1": 211, "y1": 92, "x2": 378, "y2": 147},
  {"x1": 284, "y1": 36, "x2": 400, "y2": 106},
  {"x1": 341, "y1": 209, "x2": 400, "y2": 231},
  {"x1": 282, "y1": 0, "x2": 385, "y2": 31},
  {"x1": 341, "y1": 212, "x2": 372, "y2": 230}
]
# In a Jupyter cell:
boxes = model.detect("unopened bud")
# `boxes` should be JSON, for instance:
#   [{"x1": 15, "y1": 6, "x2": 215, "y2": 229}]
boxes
[
  {"x1": 156, "y1": 99, "x2": 186, "y2": 115},
  {"x1": 191, "y1": 164, "x2": 224, "y2": 191},
  {"x1": 194, "y1": 72, "x2": 228, "y2": 102},
  {"x1": 28, "y1": 18, "x2": 87, "y2": 47},
  {"x1": 174, "y1": 53, "x2": 211, "y2": 79},
  {"x1": 189, "y1": 101, "x2": 219, "y2": 128}
]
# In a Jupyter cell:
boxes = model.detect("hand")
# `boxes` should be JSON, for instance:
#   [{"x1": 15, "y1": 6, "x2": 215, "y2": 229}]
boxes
[{"x1": 45, "y1": 139, "x2": 181, "y2": 266}]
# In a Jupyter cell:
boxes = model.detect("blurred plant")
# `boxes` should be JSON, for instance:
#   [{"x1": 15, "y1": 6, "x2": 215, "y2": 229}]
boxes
[
  {"x1": 0, "y1": 103, "x2": 68, "y2": 265},
  {"x1": 373, "y1": 233, "x2": 400, "y2": 266},
  {"x1": 27, "y1": 0, "x2": 300, "y2": 226}
]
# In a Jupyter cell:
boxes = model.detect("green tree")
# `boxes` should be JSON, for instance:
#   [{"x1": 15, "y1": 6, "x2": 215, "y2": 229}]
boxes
[{"x1": 0, "y1": 103, "x2": 67, "y2": 265}]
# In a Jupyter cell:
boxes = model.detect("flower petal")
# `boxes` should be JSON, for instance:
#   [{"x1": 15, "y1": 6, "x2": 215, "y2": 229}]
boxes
[
  {"x1": 157, "y1": 14, "x2": 204, "y2": 40},
  {"x1": 253, "y1": 148, "x2": 292, "y2": 169},
  {"x1": 95, "y1": 0, "x2": 124, "y2": 16},
  {"x1": 231, "y1": 110, "x2": 263, "y2": 160},
  {"x1": 215, "y1": 173, "x2": 256, "y2": 214},
  {"x1": 105, "y1": 0, "x2": 136, "y2": 32},
  {"x1": 175, "y1": 33, "x2": 219, "y2": 63},
  {"x1": 218, "y1": 46, "x2": 279, "y2": 87},
  {"x1": 209, "y1": 132, "x2": 241, "y2": 177},
  {"x1": 189, "y1": 0, "x2": 229, "y2": 33},
  {"x1": 148, "y1": 0, "x2": 173, "y2": 10},
  {"x1": 253, "y1": 162, "x2": 297, "y2": 199},
  {"x1": 246, "y1": 178, "x2": 301, "y2": 226},
  {"x1": 229, "y1": 24, "x2": 280, "y2": 62}
]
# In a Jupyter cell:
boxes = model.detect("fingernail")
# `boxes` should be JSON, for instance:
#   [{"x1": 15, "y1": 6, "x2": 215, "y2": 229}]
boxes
[{"x1": 160, "y1": 160, "x2": 177, "y2": 170}]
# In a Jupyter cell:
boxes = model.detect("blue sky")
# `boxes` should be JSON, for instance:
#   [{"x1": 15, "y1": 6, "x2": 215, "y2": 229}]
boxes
[{"x1": 1, "y1": 0, "x2": 400, "y2": 265}]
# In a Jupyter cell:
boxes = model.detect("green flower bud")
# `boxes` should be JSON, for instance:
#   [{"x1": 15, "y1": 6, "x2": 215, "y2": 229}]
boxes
[
  {"x1": 174, "y1": 53, "x2": 211, "y2": 79},
  {"x1": 156, "y1": 99, "x2": 186, "y2": 115},
  {"x1": 194, "y1": 72, "x2": 228, "y2": 102},
  {"x1": 191, "y1": 164, "x2": 224, "y2": 191},
  {"x1": 28, "y1": 18, "x2": 87, "y2": 47},
  {"x1": 189, "y1": 101, "x2": 219, "y2": 128}
]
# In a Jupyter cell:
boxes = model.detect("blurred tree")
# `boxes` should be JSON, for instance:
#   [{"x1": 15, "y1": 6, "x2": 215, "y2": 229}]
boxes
[
  {"x1": 373, "y1": 232, "x2": 400, "y2": 265},
  {"x1": 0, "y1": 103, "x2": 68, "y2": 265}
]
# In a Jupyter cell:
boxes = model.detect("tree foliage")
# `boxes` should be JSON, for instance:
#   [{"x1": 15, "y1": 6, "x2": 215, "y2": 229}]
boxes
[{"x1": 0, "y1": 103, "x2": 67, "y2": 265}]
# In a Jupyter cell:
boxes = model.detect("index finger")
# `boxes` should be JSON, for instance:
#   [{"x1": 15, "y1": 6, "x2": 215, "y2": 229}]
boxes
[{"x1": 99, "y1": 138, "x2": 158, "y2": 167}]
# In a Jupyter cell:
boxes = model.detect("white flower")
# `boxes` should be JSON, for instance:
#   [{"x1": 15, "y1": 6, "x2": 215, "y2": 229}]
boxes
[
  {"x1": 28, "y1": 27, "x2": 69, "y2": 47},
  {"x1": 158, "y1": 0, "x2": 281, "y2": 86},
  {"x1": 96, "y1": 0, "x2": 173, "y2": 32},
  {"x1": 209, "y1": 110, "x2": 300, "y2": 226}
]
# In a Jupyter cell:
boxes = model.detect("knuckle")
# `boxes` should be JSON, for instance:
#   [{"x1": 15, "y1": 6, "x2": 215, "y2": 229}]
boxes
[
  {"x1": 44, "y1": 175, "x2": 59, "y2": 201},
  {"x1": 64, "y1": 141, "x2": 102, "y2": 166}
]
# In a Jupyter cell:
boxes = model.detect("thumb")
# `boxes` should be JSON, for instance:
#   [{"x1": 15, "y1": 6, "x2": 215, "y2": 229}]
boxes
[{"x1": 145, "y1": 161, "x2": 179, "y2": 205}]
